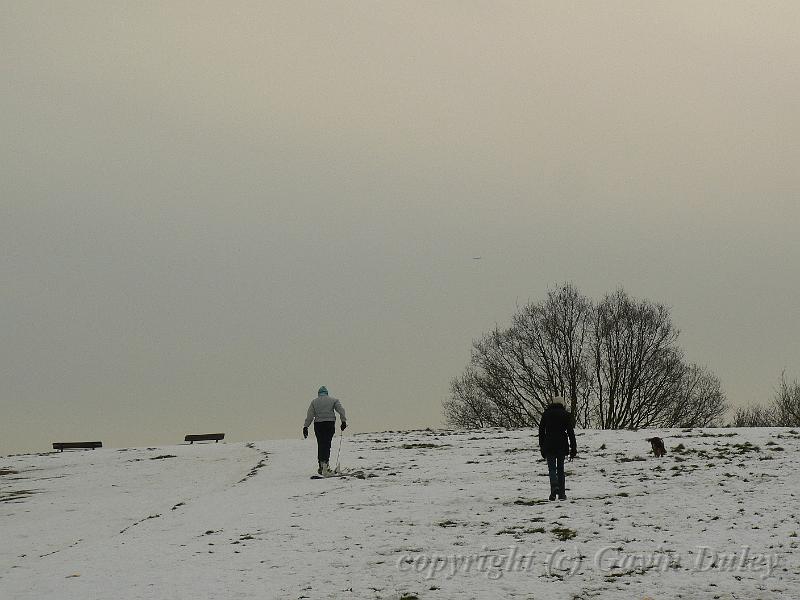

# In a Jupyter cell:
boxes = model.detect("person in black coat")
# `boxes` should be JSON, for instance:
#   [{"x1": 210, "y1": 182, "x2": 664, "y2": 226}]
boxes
[{"x1": 538, "y1": 396, "x2": 577, "y2": 500}]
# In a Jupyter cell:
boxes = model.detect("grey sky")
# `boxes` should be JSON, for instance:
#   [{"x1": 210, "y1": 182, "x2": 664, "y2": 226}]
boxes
[{"x1": 2, "y1": 2, "x2": 799, "y2": 455}]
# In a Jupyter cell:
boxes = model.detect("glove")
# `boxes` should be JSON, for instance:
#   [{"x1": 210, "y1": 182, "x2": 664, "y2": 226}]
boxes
[
  {"x1": 341, "y1": 421, "x2": 347, "y2": 431},
  {"x1": 569, "y1": 450, "x2": 577, "y2": 461},
  {"x1": 302, "y1": 427, "x2": 308, "y2": 439}
]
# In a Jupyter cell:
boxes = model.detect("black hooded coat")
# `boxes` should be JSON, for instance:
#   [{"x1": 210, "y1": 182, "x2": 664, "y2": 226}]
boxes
[{"x1": 538, "y1": 403, "x2": 577, "y2": 457}]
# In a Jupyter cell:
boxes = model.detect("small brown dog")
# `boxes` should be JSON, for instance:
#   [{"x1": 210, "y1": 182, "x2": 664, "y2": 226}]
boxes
[{"x1": 646, "y1": 437, "x2": 667, "y2": 457}]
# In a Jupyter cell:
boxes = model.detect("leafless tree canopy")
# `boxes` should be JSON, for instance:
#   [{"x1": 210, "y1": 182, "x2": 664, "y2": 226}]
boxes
[
  {"x1": 592, "y1": 291, "x2": 682, "y2": 429},
  {"x1": 442, "y1": 367, "x2": 495, "y2": 429},
  {"x1": 444, "y1": 284, "x2": 728, "y2": 430},
  {"x1": 729, "y1": 405, "x2": 779, "y2": 428},
  {"x1": 730, "y1": 373, "x2": 800, "y2": 427},
  {"x1": 668, "y1": 364, "x2": 728, "y2": 428},
  {"x1": 774, "y1": 373, "x2": 800, "y2": 426}
]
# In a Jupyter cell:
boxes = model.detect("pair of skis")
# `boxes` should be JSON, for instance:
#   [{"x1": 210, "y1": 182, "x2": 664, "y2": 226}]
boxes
[{"x1": 310, "y1": 466, "x2": 365, "y2": 480}]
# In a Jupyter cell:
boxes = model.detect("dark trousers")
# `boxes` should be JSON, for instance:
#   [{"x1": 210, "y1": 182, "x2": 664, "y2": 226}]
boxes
[
  {"x1": 314, "y1": 421, "x2": 336, "y2": 463},
  {"x1": 546, "y1": 455, "x2": 566, "y2": 493}
]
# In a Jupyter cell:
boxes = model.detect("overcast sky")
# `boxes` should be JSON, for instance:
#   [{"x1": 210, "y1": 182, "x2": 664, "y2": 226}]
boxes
[{"x1": 2, "y1": 2, "x2": 799, "y2": 455}]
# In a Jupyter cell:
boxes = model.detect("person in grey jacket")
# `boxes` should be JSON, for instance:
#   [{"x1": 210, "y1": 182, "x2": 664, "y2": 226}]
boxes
[{"x1": 303, "y1": 386, "x2": 347, "y2": 475}]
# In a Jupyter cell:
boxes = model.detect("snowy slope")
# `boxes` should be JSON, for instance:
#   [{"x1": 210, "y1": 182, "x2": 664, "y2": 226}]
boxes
[{"x1": 1, "y1": 428, "x2": 798, "y2": 599}]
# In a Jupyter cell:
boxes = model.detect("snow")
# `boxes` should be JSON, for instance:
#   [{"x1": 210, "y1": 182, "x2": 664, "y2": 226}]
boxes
[{"x1": 1, "y1": 427, "x2": 798, "y2": 599}]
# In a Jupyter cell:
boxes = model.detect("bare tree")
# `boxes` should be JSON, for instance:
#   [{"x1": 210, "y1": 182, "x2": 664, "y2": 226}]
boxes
[
  {"x1": 592, "y1": 290, "x2": 684, "y2": 429},
  {"x1": 444, "y1": 285, "x2": 729, "y2": 430},
  {"x1": 513, "y1": 283, "x2": 594, "y2": 425},
  {"x1": 667, "y1": 364, "x2": 729, "y2": 427},
  {"x1": 730, "y1": 404, "x2": 778, "y2": 427},
  {"x1": 468, "y1": 326, "x2": 547, "y2": 427},
  {"x1": 443, "y1": 284, "x2": 594, "y2": 428},
  {"x1": 774, "y1": 372, "x2": 800, "y2": 426},
  {"x1": 442, "y1": 367, "x2": 495, "y2": 428},
  {"x1": 727, "y1": 372, "x2": 800, "y2": 427}
]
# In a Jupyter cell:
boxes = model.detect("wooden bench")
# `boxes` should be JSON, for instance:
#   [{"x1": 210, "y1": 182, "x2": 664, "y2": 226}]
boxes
[
  {"x1": 53, "y1": 441, "x2": 102, "y2": 452},
  {"x1": 184, "y1": 433, "x2": 225, "y2": 444}
]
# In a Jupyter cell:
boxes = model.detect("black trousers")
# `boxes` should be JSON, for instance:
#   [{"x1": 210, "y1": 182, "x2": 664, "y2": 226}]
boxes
[
  {"x1": 546, "y1": 455, "x2": 566, "y2": 493},
  {"x1": 314, "y1": 421, "x2": 336, "y2": 463}
]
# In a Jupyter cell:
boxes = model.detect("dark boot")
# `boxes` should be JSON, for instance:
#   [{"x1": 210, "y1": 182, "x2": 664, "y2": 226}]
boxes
[
  {"x1": 549, "y1": 490, "x2": 556, "y2": 501},
  {"x1": 558, "y1": 490, "x2": 567, "y2": 500}
]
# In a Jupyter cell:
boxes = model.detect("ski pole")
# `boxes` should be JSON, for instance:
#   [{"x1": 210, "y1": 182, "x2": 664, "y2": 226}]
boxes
[{"x1": 334, "y1": 430, "x2": 344, "y2": 473}]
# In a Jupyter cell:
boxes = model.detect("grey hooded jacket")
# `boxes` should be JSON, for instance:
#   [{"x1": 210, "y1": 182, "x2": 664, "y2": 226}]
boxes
[{"x1": 304, "y1": 395, "x2": 346, "y2": 427}]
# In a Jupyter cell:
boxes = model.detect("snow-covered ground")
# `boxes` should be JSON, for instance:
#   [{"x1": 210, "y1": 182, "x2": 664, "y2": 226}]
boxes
[{"x1": 2, "y1": 427, "x2": 798, "y2": 599}]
